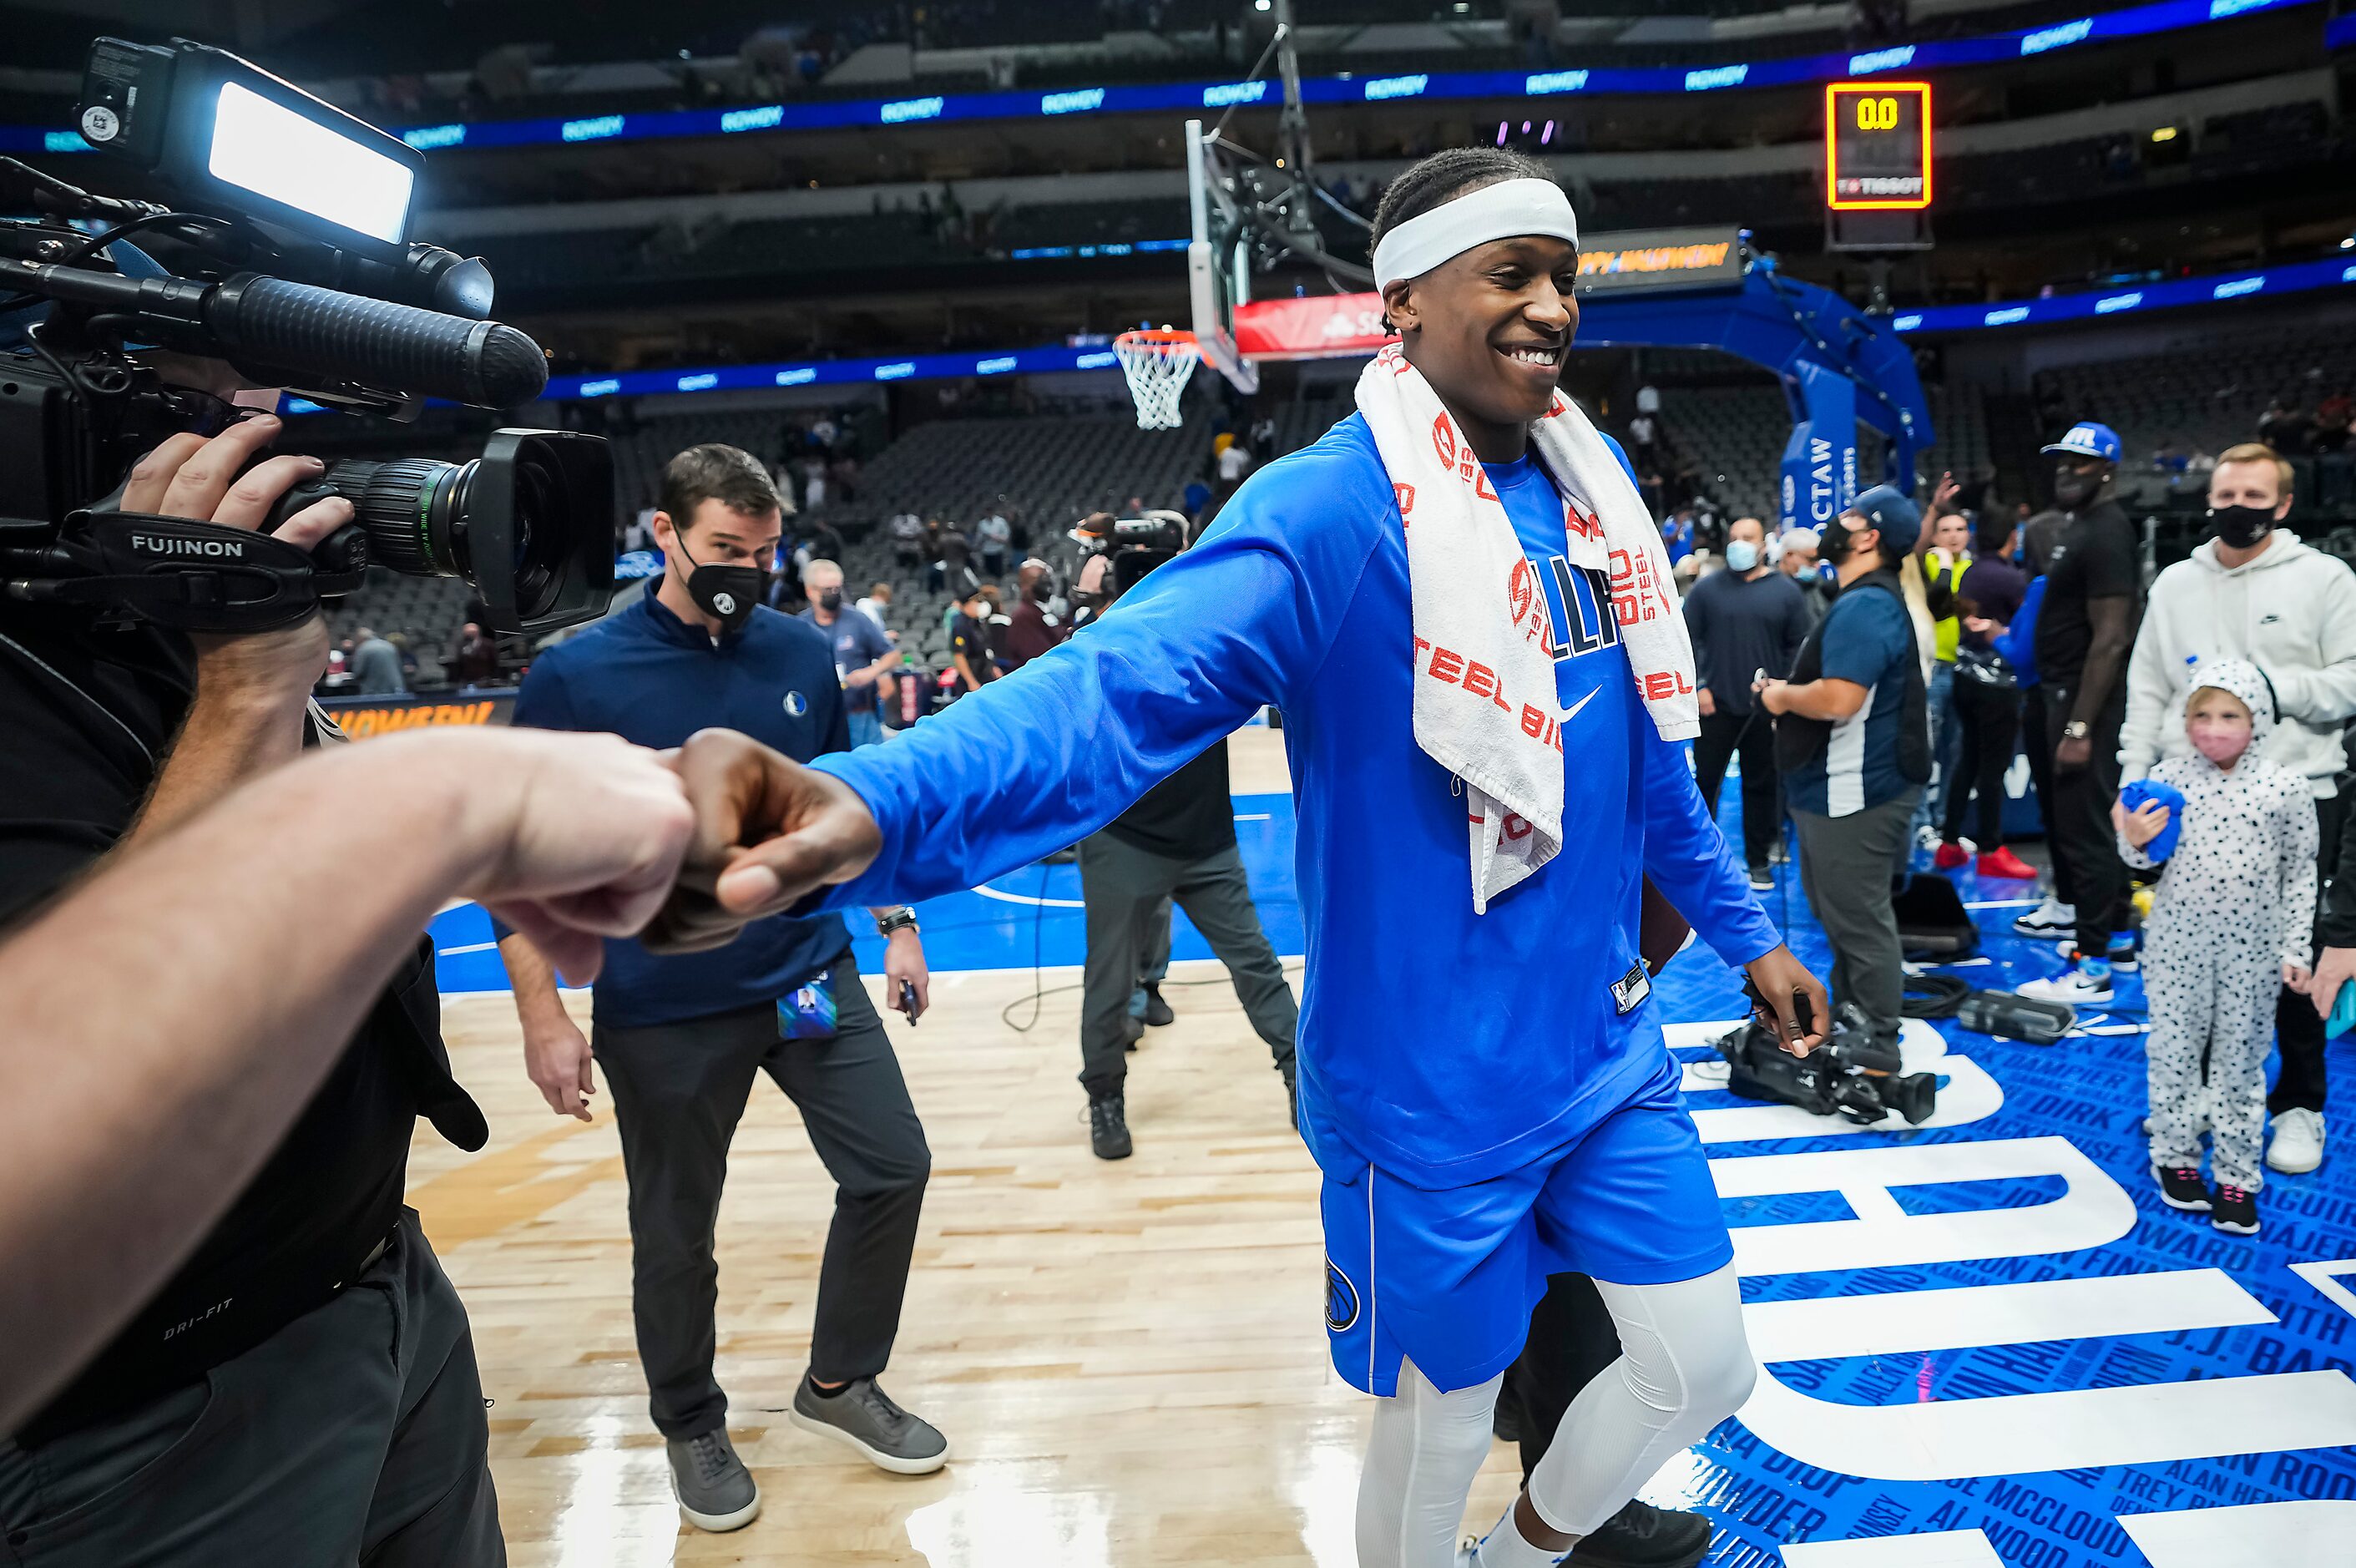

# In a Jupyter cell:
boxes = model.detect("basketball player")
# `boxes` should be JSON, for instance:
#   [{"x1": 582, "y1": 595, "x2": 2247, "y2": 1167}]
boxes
[{"x1": 647, "y1": 150, "x2": 1824, "y2": 1566}]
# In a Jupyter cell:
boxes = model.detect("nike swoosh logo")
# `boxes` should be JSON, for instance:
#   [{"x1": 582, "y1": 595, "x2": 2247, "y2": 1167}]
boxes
[{"x1": 1563, "y1": 687, "x2": 1600, "y2": 721}]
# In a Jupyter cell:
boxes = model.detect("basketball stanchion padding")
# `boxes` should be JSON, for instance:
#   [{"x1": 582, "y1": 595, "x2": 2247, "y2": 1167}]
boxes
[{"x1": 1113, "y1": 327, "x2": 1200, "y2": 430}]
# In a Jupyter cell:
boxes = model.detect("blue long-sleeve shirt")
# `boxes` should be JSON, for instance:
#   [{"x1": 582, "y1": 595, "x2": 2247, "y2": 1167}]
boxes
[
  {"x1": 812, "y1": 412, "x2": 1778, "y2": 1188},
  {"x1": 1992, "y1": 572, "x2": 2046, "y2": 689}
]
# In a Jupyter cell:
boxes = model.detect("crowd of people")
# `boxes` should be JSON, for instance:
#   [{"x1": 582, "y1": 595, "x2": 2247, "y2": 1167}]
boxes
[{"x1": 1681, "y1": 417, "x2": 2356, "y2": 1238}]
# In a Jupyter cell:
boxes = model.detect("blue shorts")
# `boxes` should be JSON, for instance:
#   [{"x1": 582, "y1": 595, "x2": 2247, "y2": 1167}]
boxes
[{"x1": 1320, "y1": 1054, "x2": 1731, "y2": 1396}]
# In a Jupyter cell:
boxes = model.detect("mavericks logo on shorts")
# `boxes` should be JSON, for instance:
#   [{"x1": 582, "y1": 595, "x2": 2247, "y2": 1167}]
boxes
[{"x1": 1325, "y1": 1257, "x2": 1361, "y2": 1333}]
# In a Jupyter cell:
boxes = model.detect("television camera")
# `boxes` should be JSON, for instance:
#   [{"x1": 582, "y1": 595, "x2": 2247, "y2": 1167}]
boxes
[
  {"x1": 1, "y1": 37, "x2": 612, "y2": 636},
  {"x1": 1714, "y1": 982, "x2": 1939, "y2": 1127}
]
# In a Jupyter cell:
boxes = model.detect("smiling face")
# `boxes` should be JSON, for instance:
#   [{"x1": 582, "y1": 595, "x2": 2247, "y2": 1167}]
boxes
[{"x1": 1383, "y1": 230, "x2": 1579, "y2": 453}]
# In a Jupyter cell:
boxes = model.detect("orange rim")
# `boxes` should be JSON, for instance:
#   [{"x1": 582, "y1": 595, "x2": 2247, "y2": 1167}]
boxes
[{"x1": 1114, "y1": 328, "x2": 1198, "y2": 355}]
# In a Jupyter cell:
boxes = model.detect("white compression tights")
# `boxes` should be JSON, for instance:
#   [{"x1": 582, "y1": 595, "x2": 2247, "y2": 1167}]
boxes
[{"x1": 1354, "y1": 1263, "x2": 1756, "y2": 1568}]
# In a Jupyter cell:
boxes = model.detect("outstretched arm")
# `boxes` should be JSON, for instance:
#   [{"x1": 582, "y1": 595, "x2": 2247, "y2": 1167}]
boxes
[
  {"x1": 803, "y1": 480, "x2": 1373, "y2": 910},
  {"x1": 633, "y1": 469, "x2": 1388, "y2": 941}
]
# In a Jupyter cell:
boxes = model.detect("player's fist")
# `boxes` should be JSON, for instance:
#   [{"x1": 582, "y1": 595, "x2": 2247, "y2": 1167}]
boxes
[{"x1": 638, "y1": 729, "x2": 883, "y2": 954}]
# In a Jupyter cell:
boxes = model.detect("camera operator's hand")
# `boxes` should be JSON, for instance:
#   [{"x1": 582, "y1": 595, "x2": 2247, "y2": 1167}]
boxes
[
  {"x1": 637, "y1": 728, "x2": 883, "y2": 953},
  {"x1": 119, "y1": 415, "x2": 367, "y2": 844},
  {"x1": 1743, "y1": 944, "x2": 1829, "y2": 1057},
  {"x1": 124, "y1": 414, "x2": 356, "y2": 683}
]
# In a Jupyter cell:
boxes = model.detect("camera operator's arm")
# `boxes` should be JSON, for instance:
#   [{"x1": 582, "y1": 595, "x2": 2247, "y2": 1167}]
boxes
[
  {"x1": 0, "y1": 727, "x2": 693, "y2": 1433},
  {"x1": 117, "y1": 417, "x2": 359, "y2": 845}
]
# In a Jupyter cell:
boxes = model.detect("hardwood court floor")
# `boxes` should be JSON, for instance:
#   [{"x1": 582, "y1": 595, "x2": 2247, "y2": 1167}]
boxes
[{"x1": 422, "y1": 953, "x2": 1529, "y2": 1565}]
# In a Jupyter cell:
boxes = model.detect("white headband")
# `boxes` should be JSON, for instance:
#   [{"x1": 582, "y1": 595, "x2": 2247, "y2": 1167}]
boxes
[{"x1": 1371, "y1": 177, "x2": 1580, "y2": 292}]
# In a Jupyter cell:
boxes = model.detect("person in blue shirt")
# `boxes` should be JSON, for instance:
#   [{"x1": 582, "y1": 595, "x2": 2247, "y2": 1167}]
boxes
[
  {"x1": 492, "y1": 445, "x2": 948, "y2": 1532},
  {"x1": 1758, "y1": 484, "x2": 1932, "y2": 1055},
  {"x1": 798, "y1": 556, "x2": 897, "y2": 747},
  {"x1": 639, "y1": 154, "x2": 1825, "y2": 1568}
]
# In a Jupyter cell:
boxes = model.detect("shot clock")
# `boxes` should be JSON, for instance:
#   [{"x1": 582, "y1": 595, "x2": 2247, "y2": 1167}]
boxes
[{"x1": 1826, "y1": 80, "x2": 1933, "y2": 210}]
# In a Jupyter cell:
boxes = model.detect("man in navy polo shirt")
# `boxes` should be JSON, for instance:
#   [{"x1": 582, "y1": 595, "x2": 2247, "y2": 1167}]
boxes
[
  {"x1": 1759, "y1": 484, "x2": 1931, "y2": 1053},
  {"x1": 493, "y1": 445, "x2": 946, "y2": 1534}
]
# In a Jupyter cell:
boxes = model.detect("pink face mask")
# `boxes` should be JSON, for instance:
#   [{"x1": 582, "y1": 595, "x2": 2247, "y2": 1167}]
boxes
[{"x1": 2188, "y1": 718, "x2": 2252, "y2": 767}]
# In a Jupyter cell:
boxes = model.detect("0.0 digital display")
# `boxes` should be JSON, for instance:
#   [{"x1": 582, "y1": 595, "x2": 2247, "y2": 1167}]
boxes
[{"x1": 1825, "y1": 81, "x2": 1932, "y2": 210}]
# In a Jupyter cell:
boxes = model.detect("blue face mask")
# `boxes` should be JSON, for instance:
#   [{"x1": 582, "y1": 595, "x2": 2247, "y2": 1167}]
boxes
[{"x1": 1723, "y1": 539, "x2": 1761, "y2": 573}]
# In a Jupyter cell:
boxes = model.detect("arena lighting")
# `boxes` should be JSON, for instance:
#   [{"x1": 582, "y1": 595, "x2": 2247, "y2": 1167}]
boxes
[
  {"x1": 2, "y1": 0, "x2": 2317, "y2": 154},
  {"x1": 2150, "y1": 124, "x2": 2178, "y2": 141},
  {"x1": 456, "y1": 251, "x2": 2356, "y2": 410}
]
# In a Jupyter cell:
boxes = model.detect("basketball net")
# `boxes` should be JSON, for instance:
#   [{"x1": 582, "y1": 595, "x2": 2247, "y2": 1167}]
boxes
[{"x1": 1113, "y1": 328, "x2": 1199, "y2": 430}]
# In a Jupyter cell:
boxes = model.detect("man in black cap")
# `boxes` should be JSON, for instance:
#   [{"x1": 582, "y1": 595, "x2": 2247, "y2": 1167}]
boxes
[
  {"x1": 2015, "y1": 421, "x2": 2142, "y2": 1008},
  {"x1": 1759, "y1": 484, "x2": 1931, "y2": 1052}
]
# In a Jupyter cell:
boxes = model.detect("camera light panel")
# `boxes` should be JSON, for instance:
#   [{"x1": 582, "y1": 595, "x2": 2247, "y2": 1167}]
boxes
[{"x1": 207, "y1": 80, "x2": 413, "y2": 244}]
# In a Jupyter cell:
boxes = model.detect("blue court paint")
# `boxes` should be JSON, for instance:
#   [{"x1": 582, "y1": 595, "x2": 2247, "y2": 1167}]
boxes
[{"x1": 431, "y1": 772, "x2": 2356, "y2": 1561}]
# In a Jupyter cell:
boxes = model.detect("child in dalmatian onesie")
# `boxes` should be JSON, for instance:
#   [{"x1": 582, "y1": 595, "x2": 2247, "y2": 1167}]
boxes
[{"x1": 2116, "y1": 657, "x2": 2317, "y2": 1235}]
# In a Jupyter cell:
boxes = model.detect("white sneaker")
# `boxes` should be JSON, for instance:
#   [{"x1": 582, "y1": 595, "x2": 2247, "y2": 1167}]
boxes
[
  {"x1": 2017, "y1": 966, "x2": 2114, "y2": 1007},
  {"x1": 2013, "y1": 896, "x2": 2076, "y2": 938},
  {"x1": 2268, "y1": 1109, "x2": 2325, "y2": 1174}
]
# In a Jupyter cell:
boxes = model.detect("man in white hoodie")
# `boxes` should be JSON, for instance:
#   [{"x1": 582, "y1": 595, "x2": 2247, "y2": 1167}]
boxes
[{"x1": 2121, "y1": 443, "x2": 2356, "y2": 1175}]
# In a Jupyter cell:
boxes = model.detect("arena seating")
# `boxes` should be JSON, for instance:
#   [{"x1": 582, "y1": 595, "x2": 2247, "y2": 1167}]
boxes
[{"x1": 2032, "y1": 320, "x2": 2356, "y2": 505}]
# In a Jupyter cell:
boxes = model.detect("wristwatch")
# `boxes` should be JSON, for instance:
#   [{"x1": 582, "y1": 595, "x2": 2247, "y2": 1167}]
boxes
[
  {"x1": 2062, "y1": 721, "x2": 2091, "y2": 741},
  {"x1": 875, "y1": 908, "x2": 920, "y2": 938}
]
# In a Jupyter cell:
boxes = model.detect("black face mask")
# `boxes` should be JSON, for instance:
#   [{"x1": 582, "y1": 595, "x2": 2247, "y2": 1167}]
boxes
[
  {"x1": 2052, "y1": 465, "x2": 2104, "y2": 508},
  {"x1": 2208, "y1": 504, "x2": 2274, "y2": 550},
  {"x1": 673, "y1": 539, "x2": 762, "y2": 635},
  {"x1": 817, "y1": 589, "x2": 844, "y2": 612},
  {"x1": 1819, "y1": 516, "x2": 1860, "y2": 565}
]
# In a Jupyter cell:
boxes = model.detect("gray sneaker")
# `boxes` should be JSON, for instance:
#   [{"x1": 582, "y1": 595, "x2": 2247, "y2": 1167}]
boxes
[
  {"x1": 665, "y1": 1428, "x2": 761, "y2": 1532},
  {"x1": 789, "y1": 1375, "x2": 948, "y2": 1474}
]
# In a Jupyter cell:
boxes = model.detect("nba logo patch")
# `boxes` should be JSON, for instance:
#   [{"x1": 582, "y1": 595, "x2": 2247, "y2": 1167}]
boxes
[{"x1": 783, "y1": 691, "x2": 808, "y2": 717}]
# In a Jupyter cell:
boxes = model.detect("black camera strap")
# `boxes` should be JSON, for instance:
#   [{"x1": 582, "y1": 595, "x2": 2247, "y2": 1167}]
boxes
[{"x1": 34, "y1": 512, "x2": 367, "y2": 634}]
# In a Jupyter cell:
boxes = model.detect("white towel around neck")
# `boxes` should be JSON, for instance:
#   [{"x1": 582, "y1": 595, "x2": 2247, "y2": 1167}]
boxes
[{"x1": 1355, "y1": 344, "x2": 1698, "y2": 912}]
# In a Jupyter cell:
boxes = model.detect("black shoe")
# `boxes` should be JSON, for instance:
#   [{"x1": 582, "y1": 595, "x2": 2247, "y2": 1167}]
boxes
[
  {"x1": 1089, "y1": 1092, "x2": 1133, "y2": 1160},
  {"x1": 2153, "y1": 1165, "x2": 2211, "y2": 1211},
  {"x1": 2210, "y1": 1183, "x2": 2260, "y2": 1235},
  {"x1": 1121, "y1": 1014, "x2": 1145, "y2": 1053},
  {"x1": 1140, "y1": 985, "x2": 1175, "y2": 1027},
  {"x1": 1567, "y1": 1499, "x2": 1711, "y2": 1567}
]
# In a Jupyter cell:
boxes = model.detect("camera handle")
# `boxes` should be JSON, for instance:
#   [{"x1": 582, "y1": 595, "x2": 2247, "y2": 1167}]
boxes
[{"x1": 7, "y1": 511, "x2": 365, "y2": 633}]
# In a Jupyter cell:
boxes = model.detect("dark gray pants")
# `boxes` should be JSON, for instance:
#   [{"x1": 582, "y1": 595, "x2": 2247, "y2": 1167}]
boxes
[
  {"x1": 0, "y1": 1211, "x2": 500, "y2": 1567},
  {"x1": 1078, "y1": 832, "x2": 1297, "y2": 1094},
  {"x1": 592, "y1": 955, "x2": 930, "y2": 1440},
  {"x1": 1792, "y1": 788, "x2": 1919, "y2": 1046}
]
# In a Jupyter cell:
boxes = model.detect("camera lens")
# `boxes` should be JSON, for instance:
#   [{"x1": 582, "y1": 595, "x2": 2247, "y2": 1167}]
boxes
[
  {"x1": 321, "y1": 451, "x2": 564, "y2": 623},
  {"x1": 272, "y1": 429, "x2": 608, "y2": 635}
]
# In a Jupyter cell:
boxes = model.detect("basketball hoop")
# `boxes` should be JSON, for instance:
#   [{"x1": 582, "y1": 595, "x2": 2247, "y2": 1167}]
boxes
[{"x1": 1113, "y1": 327, "x2": 1199, "y2": 430}]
